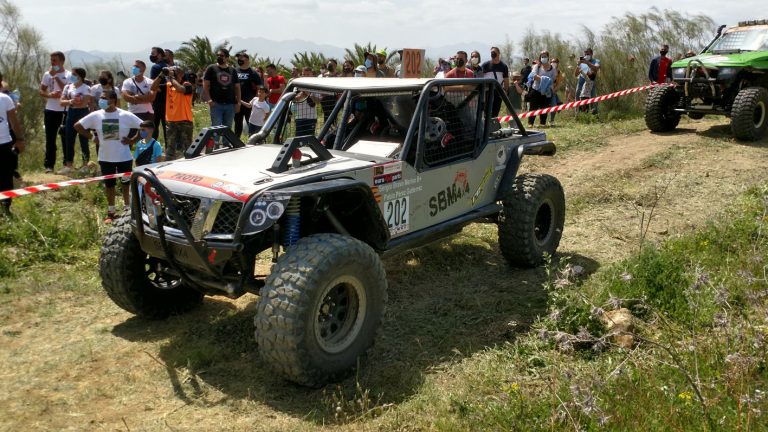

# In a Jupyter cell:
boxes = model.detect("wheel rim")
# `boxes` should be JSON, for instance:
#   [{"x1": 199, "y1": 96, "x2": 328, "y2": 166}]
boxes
[
  {"x1": 313, "y1": 275, "x2": 366, "y2": 354},
  {"x1": 534, "y1": 199, "x2": 555, "y2": 245},
  {"x1": 145, "y1": 256, "x2": 181, "y2": 290},
  {"x1": 754, "y1": 101, "x2": 766, "y2": 129}
]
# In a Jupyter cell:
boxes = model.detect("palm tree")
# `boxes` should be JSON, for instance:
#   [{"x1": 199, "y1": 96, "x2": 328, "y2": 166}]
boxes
[
  {"x1": 344, "y1": 42, "x2": 378, "y2": 66},
  {"x1": 290, "y1": 51, "x2": 327, "y2": 73},
  {"x1": 176, "y1": 36, "x2": 231, "y2": 74}
]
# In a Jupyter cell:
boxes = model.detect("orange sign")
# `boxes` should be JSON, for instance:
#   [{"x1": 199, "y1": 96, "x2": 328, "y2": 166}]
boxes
[{"x1": 402, "y1": 48, "x2": 425, "y2": 78}]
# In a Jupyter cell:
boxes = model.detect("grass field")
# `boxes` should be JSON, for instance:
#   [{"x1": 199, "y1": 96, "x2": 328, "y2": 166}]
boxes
[{"x1": 1, "y1": 108, "x2": 767, "y2": 431}]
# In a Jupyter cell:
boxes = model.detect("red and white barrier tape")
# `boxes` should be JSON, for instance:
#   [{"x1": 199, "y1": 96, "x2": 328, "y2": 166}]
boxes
[
  {"x1": 499, "y1": 83, "x2": 663, "y2": 122},
  {"x1": 0, "y1": 172, "x2": 130, "y2": 200}
]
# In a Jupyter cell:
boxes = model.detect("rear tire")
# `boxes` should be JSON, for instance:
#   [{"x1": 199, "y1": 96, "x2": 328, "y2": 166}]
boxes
[
  {"x1": 731, "y1": 87, "x2": 768, "y2": 141},
  {"x1": 99, "y1": 214, "x2": 203, "y2": 319},
  {"x1": 254, "y1": 234, "x2": 387, "y2": 387},
  {"x1": 498, "y1": 174, "x2": 565, "y2": 267},
  {"x1": 645, "y1": 85, "x2": 681, "y2": 132}
]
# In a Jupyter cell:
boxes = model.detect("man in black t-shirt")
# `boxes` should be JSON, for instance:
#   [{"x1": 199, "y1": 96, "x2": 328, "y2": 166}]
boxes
[
  {"x1": 481, "y1": 46, "x2": 510, "y2": 117},
  {"x1": 203, "y1": 48, "x2": 241, "y2": 130},
  {"x1": 148, "y1": 47, "x2": 168, "y2": 141},
  {"x1": 233, "y1": 51, "x2": 263, "y2": 138}
]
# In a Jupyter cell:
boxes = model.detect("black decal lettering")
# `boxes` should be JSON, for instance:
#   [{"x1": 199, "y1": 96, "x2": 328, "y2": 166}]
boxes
[
  {"x1": 447, "y1": 184, "x2": 458, "y2": 206},
  {"x1": 429, "y1": 197, "x2": 438, "y2": 216},
  {"x1": 438, "y1": 190, "x2": 447, "y2": 211}
]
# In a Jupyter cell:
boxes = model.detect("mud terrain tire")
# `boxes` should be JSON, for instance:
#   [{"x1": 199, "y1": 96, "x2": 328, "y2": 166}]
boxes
[
  {"x1": 99, "y1": 213, "x2": 203, "y2": 319},
  {"x1": 645, "y1": 85, "x2": 681, "y2": 132},
  {"x1": 731, "y1": 87, "x2": 768, "y2": 141},
  {"x1": 499, "y1": 174, "x2": 565, "y2": 267},
  {"x1": 254, "y1": 234, "x2": 387, "y2": 387}
]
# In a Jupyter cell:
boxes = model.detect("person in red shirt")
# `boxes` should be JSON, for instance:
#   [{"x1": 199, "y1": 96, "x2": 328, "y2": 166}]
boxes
[
  {"x1": 444, "y1": 51, "x2": 475, "y2": 79},
  {"x1": 648, "y1": 44, "x2": 673, "y2": 84},
  {"x1": 265, "y1": 64, "x2": 286, "y2": 107}
]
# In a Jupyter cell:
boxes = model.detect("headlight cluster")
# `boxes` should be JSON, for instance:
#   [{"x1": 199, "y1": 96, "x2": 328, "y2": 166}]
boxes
[
  {"x1": 717, "y1": 67, "x2": 739, "y2": 80},
  {"x1": 242, "y1": 193, "x2": 292, "y2": 235},
  {"x1": 672, "y1": 68, "x2": 686, "y2": 79}
]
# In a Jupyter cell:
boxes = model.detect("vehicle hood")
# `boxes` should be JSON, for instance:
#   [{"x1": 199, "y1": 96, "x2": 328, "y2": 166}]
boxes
[
  {"x1": 140, "y1": 144, "x2": 381, "y2": 201},
  {"x1": 672, "y1": 51, "x2": 768, "y2": 68}
]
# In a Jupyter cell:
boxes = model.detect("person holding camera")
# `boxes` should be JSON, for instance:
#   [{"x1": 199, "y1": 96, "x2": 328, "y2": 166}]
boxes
[
  {"x1": 574, "y1": 48, "x2": 601, "y2": 114},
  {"x1": 148, "y1": 47, "x2": 168, "y2": 141},
  {"x1": 234, "y1": 51, "x2": 262, "y2": 138},
  {"x1": 203, "y1": 48, "x2": 241, "y2": 130},
  {"x1": 151, "y1": 66, "x2": 194, "y2": 159}
]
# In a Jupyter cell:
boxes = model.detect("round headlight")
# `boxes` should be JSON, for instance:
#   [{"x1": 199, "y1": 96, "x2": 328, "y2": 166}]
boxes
[
  {"x1": 717, "y1": 67, "x2": 738, "y2": 79},
  {"x1": 672, "y1": 68, "x2": 686, "y2": 79}
]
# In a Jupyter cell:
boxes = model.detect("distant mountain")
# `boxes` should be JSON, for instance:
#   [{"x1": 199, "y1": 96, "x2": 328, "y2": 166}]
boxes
[{"x1": 66, "y1": 37, "x2": 492, "y2": 72}]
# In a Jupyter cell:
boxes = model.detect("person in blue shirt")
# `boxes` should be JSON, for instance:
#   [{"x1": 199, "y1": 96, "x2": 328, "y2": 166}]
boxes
[
  {"x1": 574, "y1": 48, "x2": 601, "y2": 115},
  {"x1": 133, "y1": 120, "x2": 165, "y2": 166}
]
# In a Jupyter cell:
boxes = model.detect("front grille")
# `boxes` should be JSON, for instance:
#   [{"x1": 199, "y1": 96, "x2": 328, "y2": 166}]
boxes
[
  {"x1": 212, "y1": 201, "x2": 243, "y2": 234},
  {"x1": 166, "y1": 195, "x2": 201, "y2": 230}
]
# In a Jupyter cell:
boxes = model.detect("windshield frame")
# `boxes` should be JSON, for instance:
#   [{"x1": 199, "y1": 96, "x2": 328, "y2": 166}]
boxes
[{"x1": 708, "y1": 27, "x2": 768, "y2": 53}]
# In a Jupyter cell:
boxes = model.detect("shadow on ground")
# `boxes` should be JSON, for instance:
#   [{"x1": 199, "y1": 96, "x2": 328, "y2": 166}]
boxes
[{"x1": 112, "y1": 235, "x2": 598, "y2": 424}]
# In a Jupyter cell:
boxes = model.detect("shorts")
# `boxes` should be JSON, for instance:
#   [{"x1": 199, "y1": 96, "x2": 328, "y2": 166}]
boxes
[{"x1": 99, "y1": 160, "x2": 133, "y2": 187}]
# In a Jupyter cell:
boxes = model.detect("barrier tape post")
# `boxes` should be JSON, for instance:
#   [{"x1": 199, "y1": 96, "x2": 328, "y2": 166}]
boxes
[
  {"x1": 0, "y1": 172, "x2": 131, "y2": 200},
  {"x1": 0, "y1": 84, "x2": 666, "y2": 202}
]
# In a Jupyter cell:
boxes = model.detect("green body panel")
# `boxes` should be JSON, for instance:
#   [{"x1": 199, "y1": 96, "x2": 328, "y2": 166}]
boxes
[{"x1": 672, "y1": 51, "x2": 768, "y2": 69}]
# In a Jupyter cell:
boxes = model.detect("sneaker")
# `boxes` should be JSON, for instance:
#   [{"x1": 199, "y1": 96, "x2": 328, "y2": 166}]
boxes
[
  {"x1": 45, "y1": 168, "x2": 53, "y2": 174},
  {"x1": 104, "y1": 211, "x2": 116, "y2": 223},
  {"x1": 57, "y1": 166, "x2": 73, "y2": 175}
]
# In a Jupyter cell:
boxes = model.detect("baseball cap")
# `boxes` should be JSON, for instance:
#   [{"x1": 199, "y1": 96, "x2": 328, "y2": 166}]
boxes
[
  {"x1": 377, "y1": 49, "x2": 387, "y2": 57},
  {"x1": 355, "y1": 65, "x2": 368, "y2": 73}
]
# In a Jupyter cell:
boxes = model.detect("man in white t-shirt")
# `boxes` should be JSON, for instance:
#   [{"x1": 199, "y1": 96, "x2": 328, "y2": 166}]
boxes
[
  {"x1": 75, "y1": 90, "x2": 142, "y2": 223},
  {"x1": 38, "y1": 51, "x2": 71, "y2": 173},
  {"x1": 0, "y1": 91, "x2": 26, "y2": 214},
  {"x1": 121, "y1": 60, "x2": 155, "y2": 122}
]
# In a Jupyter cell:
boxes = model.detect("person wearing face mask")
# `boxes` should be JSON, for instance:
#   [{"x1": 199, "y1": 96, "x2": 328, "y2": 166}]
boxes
[
  {"x1": 525, "y1": 50, "x2": 558, "y2": 127},
  {"x1": 362, "y1": 52, "x2": 384, "y2": 78},
  {"x1": 121, "y1": 60, "x2": 156, "y2": 122},
  {"x1": 148, "y1": 47, "x2": 168, "y2": 142},
  {"x1": 445, "y1": 51, "x2": 475, "y2": 78},
  {"x1": 132, "y1": 120, "x2": 165, "y2": 166},
  {"x1": 649, "y1": 44, "x2": 673, "y2": 84},
  {"x1": 74, "y1": 90, "x2": 142, "y2": 222},
  {"x1": 341, "y1": 60, "x2": 355, "y2": 77},
  {"x1": 203, "y1": 48, "x2": 241, "y2": 130},
  {"x1": 151, "y1": 66, "x2": 194, "y2": 160},
  {"x1": 481, "y1": 46, "x2": 510, "y2": 116},
  {"x1": 39, "y1": 51, "x2": 71, "y2": 173},
  {"x1": 520, "y1": 57, "x2": 532, "y2": 87},
  {"x1": 574, "y1": 48, "x2": 601, "y2": 115},
  {"x1": 469, "y1": 51, "x2": 483, "y2": 77},
  {"x1": 59, "y1": 67, "x2": 91, "y2": 173},
  {"x1": 90, "y1": 70, "x2": 121, "y2": 109},
  {"x1": 0, "y1": 78, "x2": 25, "y2": 214},
  {"x1": 233, "y1": 51, "x2": 262, "y2": 138}
]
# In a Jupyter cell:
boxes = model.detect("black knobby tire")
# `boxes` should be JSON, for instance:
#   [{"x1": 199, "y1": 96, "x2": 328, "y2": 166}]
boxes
[
  {"x1": 731, "y1": 87, "x2": 768, "y2": 141},
  {"x1": 498, "y1": 174, "x2": 565, "y2": 267},
  {"x1": 254, "y1": 234, "x2": 387, "y2": 387},
  {"x1": 99, "y1": 214, "x2": 203, "y2": 319},
  {"x1": 644, "y1": 85, "x2": 681, "y2": 132}
]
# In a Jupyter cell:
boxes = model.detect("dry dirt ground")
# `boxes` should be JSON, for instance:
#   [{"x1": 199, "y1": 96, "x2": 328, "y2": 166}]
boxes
[{"x1": 1, "y1": 117, "x2": 767, "y2": 431}]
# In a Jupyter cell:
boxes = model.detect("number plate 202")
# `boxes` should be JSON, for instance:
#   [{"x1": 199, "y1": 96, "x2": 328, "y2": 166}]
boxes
[{"x1": 384, "y1": 197, "x2": 409, "y2": 236}]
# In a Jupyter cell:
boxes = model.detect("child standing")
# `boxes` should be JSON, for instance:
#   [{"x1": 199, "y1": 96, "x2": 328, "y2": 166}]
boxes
[
  {"x1": 134, "y1": 120, "x2": 165, "y2": 166},
  {"x1": 244, "y1": 86, "x2": 271, "y2": 135}
]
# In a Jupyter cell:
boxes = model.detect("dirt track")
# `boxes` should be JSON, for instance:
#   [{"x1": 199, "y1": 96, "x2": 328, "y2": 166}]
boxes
[{"x1": 1, "y1": 117, "x2": 767, "y2": 431}]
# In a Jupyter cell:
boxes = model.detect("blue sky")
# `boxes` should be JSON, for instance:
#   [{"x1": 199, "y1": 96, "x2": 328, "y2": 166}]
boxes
[{"x1": 15, "y1": 0, "x2": 765, "y2": 52}]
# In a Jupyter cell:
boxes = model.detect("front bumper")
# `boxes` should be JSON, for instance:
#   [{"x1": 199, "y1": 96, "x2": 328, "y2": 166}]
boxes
[{"x1": 129, "y1": 169, "x2": 267, "y2": 297}]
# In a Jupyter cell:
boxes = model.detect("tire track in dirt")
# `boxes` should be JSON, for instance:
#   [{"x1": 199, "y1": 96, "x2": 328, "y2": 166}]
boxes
[{"x1": 528, "y1": 118, "x2": 768, "y2": 263}]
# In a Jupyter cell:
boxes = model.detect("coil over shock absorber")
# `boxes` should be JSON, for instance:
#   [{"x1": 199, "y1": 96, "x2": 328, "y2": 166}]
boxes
[{"x1": 283, "y1": 196, "x2": 301, "y2": 246}]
